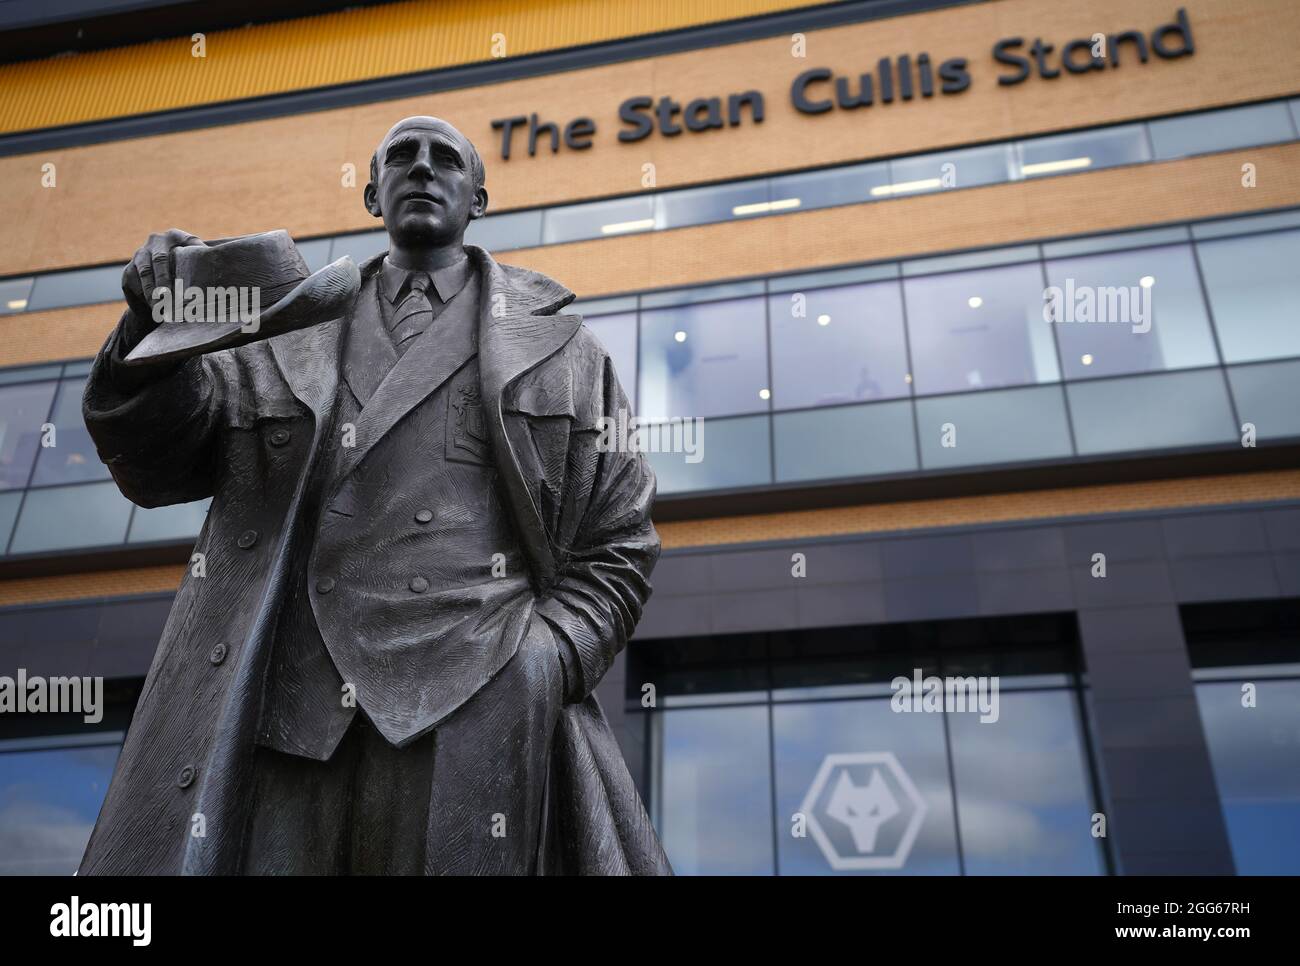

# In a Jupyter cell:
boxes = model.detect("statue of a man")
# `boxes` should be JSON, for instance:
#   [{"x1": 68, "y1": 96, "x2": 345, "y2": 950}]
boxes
[{"x1": 79, "y1": 116, "x2": 669, "y2": 875}]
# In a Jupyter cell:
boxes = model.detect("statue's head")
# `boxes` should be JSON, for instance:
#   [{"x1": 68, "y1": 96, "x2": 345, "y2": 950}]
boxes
[{"x1": 364, "y1": 116, "x2": 488, "y2": 251}]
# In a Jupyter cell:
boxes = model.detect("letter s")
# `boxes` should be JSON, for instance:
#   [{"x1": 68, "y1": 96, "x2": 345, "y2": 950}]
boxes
[
  {"x1": 993, "y1": 38, "x2": 1030, "y2": 85},
  {"x1": 618, "y1": 96, "x2": 654, "y2": 143}
]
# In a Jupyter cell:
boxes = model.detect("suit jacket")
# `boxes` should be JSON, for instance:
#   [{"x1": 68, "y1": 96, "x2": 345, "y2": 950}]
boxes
[{"x1": 78, "y1": 244, "x2": 669, "y2": 875}]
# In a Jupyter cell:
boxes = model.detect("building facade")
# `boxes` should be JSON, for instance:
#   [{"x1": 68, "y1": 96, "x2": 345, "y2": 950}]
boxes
[{"x1": 0, "y1": 0, "x2": 1297, "y2": 875}]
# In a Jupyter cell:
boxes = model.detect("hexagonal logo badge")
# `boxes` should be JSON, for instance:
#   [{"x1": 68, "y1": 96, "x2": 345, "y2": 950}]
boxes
[{"x1": 799, "y1": 752, "x2": 928, "y2": 871}]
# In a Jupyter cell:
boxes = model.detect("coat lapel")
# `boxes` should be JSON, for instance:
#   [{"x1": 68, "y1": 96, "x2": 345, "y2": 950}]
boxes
[
  {"x1": 470, "y1": 245, "x2": 581, "y2": 589},
  {"x1": 335, "y1": 271, "x2": 480, "y2": 480},
  {"x1": 341, "y1": 276, "x2": 397, "y2": 408}
]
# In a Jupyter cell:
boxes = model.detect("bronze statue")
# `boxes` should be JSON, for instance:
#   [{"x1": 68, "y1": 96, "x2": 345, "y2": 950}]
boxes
[{"x1": 79, "y1": 116, "x2": 669, "y2": 875}]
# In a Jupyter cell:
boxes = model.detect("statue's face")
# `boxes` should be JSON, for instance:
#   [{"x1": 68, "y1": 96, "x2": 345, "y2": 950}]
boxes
[{"x1": 367, "y1": 119, "x2": 485, "y2": 248}]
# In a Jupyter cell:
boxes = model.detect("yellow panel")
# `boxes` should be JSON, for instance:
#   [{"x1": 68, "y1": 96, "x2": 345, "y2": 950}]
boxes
[{"x1": 0, "y1": 0, "x2": 829, "y2": 135}]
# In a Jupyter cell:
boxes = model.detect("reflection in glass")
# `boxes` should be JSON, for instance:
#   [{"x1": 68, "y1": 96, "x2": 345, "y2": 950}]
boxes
[
  {"x1": 1226, "y1": 360, "x2": 1300, "y2": 439},
  {"x1": 768, "y1": 161, "x2": 890, "y2": 212},
  {"x1": 904, "y1": 263, "x2": 1059, "y2": 395},
  {"x1": 639, "y1": 297, "x2": 768, "y2": 419},
  {"x1": 885, "y1": 143, "x2": 1017, "y2": 195},
  {"x1": 31, "y1": 378, "x2": 111, "y2": 486},
  {"x1": 948, "y1": 690, "x2": 1105, "y2": 874},
  {"x1": 774, "y1": 402, "x2": 917, "y2": 483},
  {"x1": 9, "y1": 482, "x2": 133, "y2": 554},
  {"x1": 128, "y1": 498, "x2": 211, "y2": 543},
  {"x1": 1046, "y1": 243, "x2": 1218, "y2": 379},
  {"x1": 646, "y1": 414, "x2": 768, "y2": 495},
  {"x1": 773, "y1": 699, "x2": 960, "y2": 875},
  {"x1": 1017, "y1": 124, "x2": 1150, "y2": 178},
  {"x1": 542, "y1": 195, "x2": 654, "y2": 245},
  {"x1": 0, "y1": 380, "x2": 57, "y2": 490},
  {"x1": 655, "y1": 180, "x2": 769, "y2": 230},
  {"x1": 1067, "y1": 369, "x2": 1236, "y2": 455},
  {"x1": 0, "y1": 277, "x2": 34, "y2": 316},
  {"x1": 917, "y1": 386, "x2": 1072, "y2": 469},
  {"x1": 583, "y1": 313, "x2": 638, "y2": 407},
  {"x1": 0, "y1": 743, "x2": 119, "y2": 875},
  {"x1": 651, "y1": 706, "x2": 774, "y2": 875},
  {"x1": 1196, "y1": 229, "x2": 1300, "y2": 363},
  {"x1": 768, "y1": 281, "x2": 910, "y2": 408},
  {"x1": 1196, "y1": 679, "x2": 1300, "y2": 874}
]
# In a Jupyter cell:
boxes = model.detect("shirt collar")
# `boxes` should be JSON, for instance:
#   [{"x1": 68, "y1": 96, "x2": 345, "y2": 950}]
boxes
[{"x1": 379, "y1": 254, "x2": 473, "y2": 304}]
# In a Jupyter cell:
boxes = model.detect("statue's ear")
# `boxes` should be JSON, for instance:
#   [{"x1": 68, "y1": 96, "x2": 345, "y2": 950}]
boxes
[
  {"x1": 364, "y1": 181, "x2": 382, "y2": 218},
  {"x1": 469, "y1": 185, "x2": 489, "y2": 221}
]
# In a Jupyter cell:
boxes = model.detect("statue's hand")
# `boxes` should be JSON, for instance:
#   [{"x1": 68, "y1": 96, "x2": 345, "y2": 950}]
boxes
[{"x1": 120, "y1": 229, "x2": 205, "y2": 347}]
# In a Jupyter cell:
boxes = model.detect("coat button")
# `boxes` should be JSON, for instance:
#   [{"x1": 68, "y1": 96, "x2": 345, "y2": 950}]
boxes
[
  {"x1": 208, "y1": 642, "x2": 228, "y2": 665},
  {"x1": 409, "y1": 576, "x2": 429, "y2": 594},
  {"x1": 315, "y1": 577, "x2": 335, "y2": 594},
  {"x1": 177, "y1": 765, "x2": 197, "y2": 789},
  {"x1": 414, "y1": 509, "x2": 433, "y2": 524},
  {"x1": 237, "y1": 529, "x2": 259, "y2": 549},
  {"x1": 269, "y1": 428, "x2": 292, "y2": 447}
]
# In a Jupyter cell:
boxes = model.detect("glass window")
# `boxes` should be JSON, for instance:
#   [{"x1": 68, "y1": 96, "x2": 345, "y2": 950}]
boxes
[
  {"x1": 127, "y1": 498, "x2": 211, "y2": 543},
  {"x1": 1227, "y1": 360, "x2": 1300, "y2": 440},
  {"x1": 0, "y1": 491, "x2": 20, "y2": 552},
  {"x1": 639, "y1": 296, "x2": 769, "y2": 419},
  {"x1": 650, "y1": 706, "x2": 775, "y2": 875},
  {"x1": 542, "y1": 195, "x2": 654, "y2": 245},
  {"x1": 0, "y1": 741, "x2": 120, "y2": 875},
  {"x1": 884, "y1": 143, "x2": 1017, "y2": 197},
  {"x1": 1067, "y1": 369, "x2": 1236, "y2": 456},
  {"x1": 26, "y1": 264, "x2": 123, "y2": 312},
  {"x1": 0, "y1": 277, "x2": 34, "y2": 315},
  {"x1": 30, "y1": 377, "x2": 110, "y2": 486},
  {"x1": 583, "y1": 313, "x2": 638, "y2": 406},
  {"x1": 917, "y1": 385, "x2": 1073, "y2": 470},
  {"x1": 902, "y1": 245, "x2": 1039, "y2": 278},
  {"x1": 328, "y1": 231, "x2": 387, "y2": 265},
  {"x1": 1290, "y1": 98, "x2": 1300, "y2": 139},
  {"x1": 293, "y1": 238, "x2": 332, "y2": 272},
  {"x1": 655, "y1": 180, "x2": 769, "y2": 230},
  {"x1": 0, "y1": 365, "x2": 62, "y2": 386},
  {"x1": 769, "y1": 280, "x2": 911, "y2": 408},
  {"x1": 768, "y1": 161, "x2": 890, "y2": 212},
  {"x1": 0, "y1": 380, "x2": 57, "y2": 491},
  {"x1": 646, "y1": 414, "x2": 768, "y2": 495},
  {"x1": 1191, "y1": 209, "x2": 1300, "y2": 240},
  {"x1": 773, "y1": 699, "x2": 960, "y2": 875},
  {"x1": 464, "y1": 209, "x2": 544, "y2": 252},
  {"x1": 1016, "y1": 124, "x2": 1150, "y2": 178},
  {"x1": 774, "y1": 401, "x2": 917, "y2": 483},
  {"x1": 948, "y1": 690, "x2": 1105, "y2": 874},
  {"x1": 1046, "y1": 243, "x2": 1219, "y2": 379},
  {"x1": 9, "y1": 482, "x2": 133, "y2": 554},
  {"x1": 1196, "y1": 679, "x2": 1300, "y2": 874},
  {"x1": 1196, "y1": 229, "x2": 1300, "y2": 363},
  {"x1": 1042, "y1": 226, "x2": 1191, "y2": 259},
  {"x1": 1148, "y1": 101, "x2": 1295, "y2": 160},
  {"x1": 904, "y1": 262, "x2": 1059, "y2": 395}
]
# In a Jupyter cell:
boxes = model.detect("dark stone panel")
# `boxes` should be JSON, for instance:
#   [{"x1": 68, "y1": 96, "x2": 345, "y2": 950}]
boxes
[
  {"x1": 799, "y1": 541, "x2": 883, "y2": 585},
  {"x1": 1120, "y1": 850, "x2": 1236, "y2": 876},
  {"x1": 971, "y1": 526, "x2": 1067, "y2": 573},
  {"x1": 883, "y1": 574, "x2": 981, "y2": 622},
  {"x1": 709, "y1": 548, "x2": 800, "y2": 594},
  {"x1": 1102, "y1": 746, "x2": 1225, "y2": 801},
  {"x1": 1274, "y1": 551, "x2": 1300, "y2": 596},
  {"x1": 1091, "y1": 695, "x2": 1210, "y2": 749},
  {"x1": 879, "y1": 533, "x2": 974, "y2": 579},
  {"x1": 1064, "y1": 519, "x2": 1166, "y2": 565},
  {"x1": 635, "y1": 593, "x2": 712, "y2": 640},
  {"x1": 1169, "y1": 554, "x2": 1281, "y2": 603},
  {"x1": 712, "y1": 588, "x2": 800, "y2": 635},
  {"x1": 1261, "y1": 506, "x2": 1300, "y2": 552},
  {"x1": 1086, "y1": 650, "x2": 1204, "y2": 699},
  {"x1": 649, "y1": 552, "x2": 714, "y2": 597},
  {"x1": 976, "y1": 568, "x2": 1074, "y2": 615},
  {"x1": 795, "y1": 582, "x2": 887, "y2": 628},
  {"x1": 1069, "y1": 559, "x2": 1176, "y2": 609},
  {"x1": 1161, "y1": 511, "x2": 1268, "y2": 558},
  {"x1": 1076, "y1": 605, "x2": 1187, "y2": 654},
  {"x1": 0, "y1": 604, "x2": 101, "y2": 678},
  {"x1": 1110, "y1": 797, "x2": 1233, "y2": 856},
  {"x1": 89, "y1": 596, "x2": 171, "y2": 678}
]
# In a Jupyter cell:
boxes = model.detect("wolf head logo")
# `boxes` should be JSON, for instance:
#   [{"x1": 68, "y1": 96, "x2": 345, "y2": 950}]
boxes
[{"x1": 824, "y1": 768, "x2": 901, "y2": 854}]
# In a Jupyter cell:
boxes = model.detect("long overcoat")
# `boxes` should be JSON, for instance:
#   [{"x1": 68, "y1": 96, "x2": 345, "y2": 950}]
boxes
[{"x1": 78, "y1": 244, "x2": 669, "y2": 875}]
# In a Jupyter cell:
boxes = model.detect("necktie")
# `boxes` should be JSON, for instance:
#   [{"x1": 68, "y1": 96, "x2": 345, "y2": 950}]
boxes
[{"x1": 389, "y1": 272, "x2": 435, "y2": 356}]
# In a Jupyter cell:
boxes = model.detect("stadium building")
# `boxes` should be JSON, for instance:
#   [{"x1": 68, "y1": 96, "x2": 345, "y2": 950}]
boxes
[{"x1": 0, "y1": 0, "x2": 1297, "y2": 875}]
